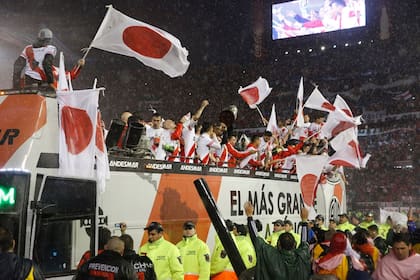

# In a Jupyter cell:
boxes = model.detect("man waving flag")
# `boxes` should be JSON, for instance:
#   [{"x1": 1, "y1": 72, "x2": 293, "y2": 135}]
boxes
[{"x1": 89, "y1": 5, "x2": 190, "y2": 77}]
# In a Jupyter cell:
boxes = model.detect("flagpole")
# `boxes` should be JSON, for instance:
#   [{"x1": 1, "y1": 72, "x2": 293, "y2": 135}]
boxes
[
  {"x1": 76, "y1": 5, "x2": 114, "y2": 71},
  {"x1": 255, "y1": 105, "x2": 267, "y2": 125}
]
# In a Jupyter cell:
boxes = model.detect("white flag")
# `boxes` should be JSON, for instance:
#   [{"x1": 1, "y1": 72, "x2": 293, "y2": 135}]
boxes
[
  {"x1": 266, "y1": 104, "x2": 278, "y2": 134},
  {"x1": 320, "y1": 95, "x2": 358, "y2": 139},
  {"x1": 296, "y1": 154, "x2": 328, "y2": 207},
  {"x1": 57, "y1": 52, "x2": 69, "y2": 91},
  {"x1": 57, "y1": 89, "x2": 100, "y2": 178},
  {"x1": 304, "y1": 87, "x2": 336, "y2": 112},
  {"x1": 327, "y1": 145, "x2": 360, "y2": 168},
  {"x1": 330, "y1": 128, "x2": 358, "y2": 152},
  {"x1": 90, "y1": 6, "x2": 189, "y2": 77},
  {"x1": 296, "y1": 77, "x2": 305, "y2": 127},
  {"x1": 238, "y1": 77, "x2": 272, "y2": 109},
  {"x1": 95, "y1": 111, "x2": 110, "y2": 193}
]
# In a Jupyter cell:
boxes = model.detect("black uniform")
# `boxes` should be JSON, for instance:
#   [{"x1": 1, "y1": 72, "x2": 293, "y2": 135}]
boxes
[
  {"x1": 75, "y1": 250, "x2": 137, "y2": 280},
  {"x1": 123, "y1": 249, "x2": 157, "y2": 280},
  {"x1": 0, "y1": 252, "x2": 44, "y2": 280}
]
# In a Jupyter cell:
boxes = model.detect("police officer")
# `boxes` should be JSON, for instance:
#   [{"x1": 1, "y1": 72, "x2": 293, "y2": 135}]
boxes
[
  {"x1": 139, "y1": 222, "x2": 183, "y2": 280},
  {"x1": 0, "y1": 226, "x2": 44, "y2": 280},
  {"x1": 210, "y1": 219, "x2": 238, "y2": 280},
  {"x1": 13, "y1": 28, "x2": 57, "y2": 90},
  {"x1": 315, "y1": 214, "x2": 328, "y2": 231},
  {"x1": 75, "y1": 236, "x2": 137, "y2": 279},
  {"x1": 359, "y1": 211, "x2": 377, "y2": 230},
  {"x1": 266, "y1": 219, "x2": 285, "y2": 247},
  {"x1": 120, "y1": 234, "x2": 157, "y2": 280},
  {"x1": 233, "y1": 223, "x2": 256, "y2": 269},
  {"x1": 336, "y1": 213, "x2": 356, "y2": 232},
  {"x1": 176, "y1": 221, "x2": 211, "y2": 280}
]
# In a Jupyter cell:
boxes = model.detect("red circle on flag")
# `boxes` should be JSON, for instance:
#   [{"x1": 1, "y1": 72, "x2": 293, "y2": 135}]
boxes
[
  {"x1": 300, "y1": 174, "x2": 318, "y2": 206},
  {"x1": 61, "y1": 106, "x2": 93, "y2": 155},
  {"x1": 123, "y1": 26, "x2": 172, "y2": 59},
  {"x1": 240, "y1": 87, "x2": 259, "y2": 105}
]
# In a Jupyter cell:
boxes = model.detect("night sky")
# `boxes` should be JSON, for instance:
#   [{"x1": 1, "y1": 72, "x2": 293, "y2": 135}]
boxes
[{"x1": 0, "y1": 0, "x2": 418, "y2": 125}]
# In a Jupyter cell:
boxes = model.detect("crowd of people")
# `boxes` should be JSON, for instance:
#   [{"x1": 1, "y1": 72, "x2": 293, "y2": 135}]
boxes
[{"x1": 3, "y1": 202, "x2": 419, "y2": 279}]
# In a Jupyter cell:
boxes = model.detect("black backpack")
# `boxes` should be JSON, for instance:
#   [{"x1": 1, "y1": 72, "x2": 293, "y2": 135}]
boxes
[{"x1": 359, "y1": 253, "x2": 375, "y2": 274}]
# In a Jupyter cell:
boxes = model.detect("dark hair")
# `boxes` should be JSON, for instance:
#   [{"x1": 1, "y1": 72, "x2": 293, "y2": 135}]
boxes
[
  {"x1": 278, "y1": 232, "x2": 296, "y2": 251},
  {"x1": 251, "y1": 135, "x2": 260, "y2": 143},
  {"x1": 225, "y1": 219, "x2": 234, "y2": 231},
  {"x1": 263, "y1": 131, "x2": 272, "y2": 137},
  {"x1": 0, "y1": 226, "x2": 14, "y2": 252},
  {"x1": 119, "y1": 234, "x2": 134, "y2": 251},
  {"x1": 255, "y1": 219, "x2": 263, "y2": 232},
  {"x1": 152, "y1": 113, "x2": 161, "y2": 119},
  {"x1": 367, "y1": 224, "x2": 379, "y2": 232},
  {"x1": 99, "y1": 227, "x2": 112, "y2": 249},
  {"x1": 352, "y1": 229, "x2": 368, "y2": 245},
  {"x1": 201, "y1": 122, "x2": 213, "y2": 134},
  {"x1": 392, "y1": 232, "x2": 412, "y2": 246}
]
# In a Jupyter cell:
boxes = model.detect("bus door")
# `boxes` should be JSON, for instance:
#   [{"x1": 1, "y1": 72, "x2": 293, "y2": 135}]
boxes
[{"x1": 31, "y1": 176, "x2": 97, "y2": 278}]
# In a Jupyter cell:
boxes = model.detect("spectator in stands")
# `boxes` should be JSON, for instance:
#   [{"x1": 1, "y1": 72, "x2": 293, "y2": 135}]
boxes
[
  {"x1": 372, "y1": 232, "x2": 420, "y2": 280},
  {"x1": 0, "y1": 226, "x2": 44, "y2": 280},
  {"x1": 146, "y1": 113, "x2": 166, "y2": 160}
]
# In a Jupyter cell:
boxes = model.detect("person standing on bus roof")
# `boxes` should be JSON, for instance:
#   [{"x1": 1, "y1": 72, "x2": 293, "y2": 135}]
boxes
[
  {"x1": 139, "y1": 222, "x2": 184, "y2": 280},
  {"x1": 176, "y1": 221, "x2": 211, "y2": 280},
  {"x1": 0, "y1": 226, "x2": 44, "y2": 280},
  {"x1": 13, "y1": 28, "x2": 56, "y2": 90}
]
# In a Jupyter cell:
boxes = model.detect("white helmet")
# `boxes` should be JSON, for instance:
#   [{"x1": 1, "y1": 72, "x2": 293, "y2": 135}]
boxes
[{"x1": 38, "y1": 28, "x2": 53, "y2": 40}]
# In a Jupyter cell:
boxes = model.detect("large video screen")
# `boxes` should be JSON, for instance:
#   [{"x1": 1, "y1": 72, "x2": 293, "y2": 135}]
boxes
[{"x1": 272, "y1": 0, "x2": 366, "y2": 40}]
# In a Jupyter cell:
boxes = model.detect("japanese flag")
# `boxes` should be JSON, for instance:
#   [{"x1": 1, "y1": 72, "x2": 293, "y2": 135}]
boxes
[
  {"x1": 238, "y1": 77, "x2": 272, "y2": 109},
  {"x1": 304, "y1": 87, "x2": 336, "y2": 112},
  {"x1": 296, "y1": 154, "x2": 328, "y2": 208},
  {"x1": 90, "y1": 5, "x2": 189, "y2": 78},
  {"x1": 57, "y1": 89, "x2": 100, "y2": 178}
]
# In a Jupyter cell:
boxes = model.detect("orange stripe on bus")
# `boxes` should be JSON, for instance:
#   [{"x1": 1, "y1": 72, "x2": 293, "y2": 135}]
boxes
[
  {"x1": 0, "y1": 95, "x2": 46, "y2": 168},
  {"x1": 141, "y1": 174, "x2": 222, "y2": 246}
]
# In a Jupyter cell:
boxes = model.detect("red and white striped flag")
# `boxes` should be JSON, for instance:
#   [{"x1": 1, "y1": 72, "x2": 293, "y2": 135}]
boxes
[
  {"x1": 57, "y1": 89, "x2": 100, "y2": 178},
  {"x1": 304, "y1": 87, "x2": 336, "y2": 112},
  {"x1": 296, "y1": 154, "x2": 328, "y2": 208},
  {"x1": 392, "y1": 90, "x2": 412, "y2": 101},
  {"x1": 238, "y1": 77, "x2": 272, "y2": 109},
  {"x1": 90, "y1": 6, "x2": 189, "y2": 77}
]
